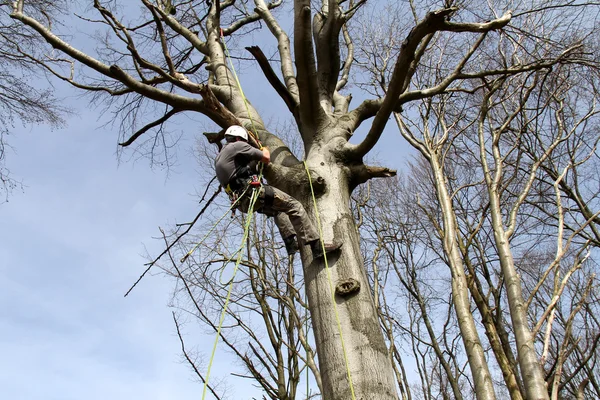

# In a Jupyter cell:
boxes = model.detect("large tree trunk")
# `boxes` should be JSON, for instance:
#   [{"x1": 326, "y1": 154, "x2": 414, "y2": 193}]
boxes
[{"x1": 299, "y1": 132, "x2": 399, "y2": 400}]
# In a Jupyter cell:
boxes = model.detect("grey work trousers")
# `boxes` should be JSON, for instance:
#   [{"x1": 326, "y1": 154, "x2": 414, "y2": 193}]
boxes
[{"x1": 237, "y1": 185, "x2": 319, "y2": 244}]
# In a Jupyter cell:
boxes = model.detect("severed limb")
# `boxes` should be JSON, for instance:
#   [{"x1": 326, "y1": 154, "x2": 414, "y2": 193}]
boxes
[{"x1": 349, "y1": 164, "x2": 397, "y2": 189}]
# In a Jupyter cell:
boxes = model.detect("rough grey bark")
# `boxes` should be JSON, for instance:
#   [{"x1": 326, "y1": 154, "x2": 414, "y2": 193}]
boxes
[{"x1": 301, "y1": 136, "x2": 399, "y2": 399}]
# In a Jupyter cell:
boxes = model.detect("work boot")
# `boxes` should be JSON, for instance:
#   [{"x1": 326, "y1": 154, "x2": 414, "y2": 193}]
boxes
[
  {"x1": 283, "y1": 235, "x2": 299, "y2": 256},
  {"x1": 310, "y1": 240, "x2": 342, "y2": 259}
]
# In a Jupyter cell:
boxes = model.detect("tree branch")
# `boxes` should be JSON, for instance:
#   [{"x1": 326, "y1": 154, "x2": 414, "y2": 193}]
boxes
[
  {"x1": 345, "y1": 9, "x2": 512, "y2": 158},
  {"x1": 119, "y1": 107, "x2": 182, "y2": 147},
  {"x1": 197, "y1": 83, "x2": 244, "y2": 128},
  {"x1": 344, "y1": 8, "x2": 459, "y2": 158},
  {"x1": 254, "y1": 0, "x2": 300, "y2": 103},
  {"x1": 336, "y1": 23, "x2": 354, "y2": 92},
  {"x1": 141, "y1": 0, "x2": 208, "y2": 54},
  {"x1": 10, "y1": 9, "x2": 228, "y2": 121},
  {"x1": 315, "y1": 0, "x2": 343, "y2": 111},
  {"x1": 294, "y1": 0, "x2": 327, "y2": 134},
  {"x1": 441, "y1": 12, "x2": 513, "y2": 32},
  {"x1": 172, "y1": 312, "x2": 223, "y2": 400},
  {"x1": 124, "y1": 183, "x2": 221, "y2": 297},
  {"x1": 221, "y1": 0, "x2": 283, "y2": 36},
  {"x1": 10, "y1": 9, "x2": 114, "y2": 76},
  {"x1": 349, "y1": 164, "x2": 397, "y2": 189},
  {"x1": 246, "y1": 45, "x2": 298, "y2": 119}
]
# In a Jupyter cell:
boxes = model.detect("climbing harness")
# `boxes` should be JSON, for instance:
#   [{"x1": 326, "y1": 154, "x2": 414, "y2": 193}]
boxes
[
  {"x1": 224, "y1": 174, "x2": 262, "y2": 196},
  {"x1": 304, "y1": 161, "x2": 357, "y2": 400}
]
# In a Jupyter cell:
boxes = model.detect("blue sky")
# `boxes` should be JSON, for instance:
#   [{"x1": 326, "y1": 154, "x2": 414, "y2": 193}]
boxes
[{"x1": 0, "y1": 99, "x2": 216, "y2": 399}]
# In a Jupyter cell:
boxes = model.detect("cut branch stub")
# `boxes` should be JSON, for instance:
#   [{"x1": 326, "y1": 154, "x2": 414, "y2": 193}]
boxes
[
  {"x1": 348, "y1": 164, "x2": 397, "y2": 189},
  {"x1": 203, "y1": 130, "x2": 225, "y2": 151},
  {"x1": 335, "y1": 278, "x2": 360, "y2": 298}
]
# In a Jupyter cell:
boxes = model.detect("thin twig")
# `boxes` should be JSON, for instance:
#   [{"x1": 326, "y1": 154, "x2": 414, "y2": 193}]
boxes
[
  {"x1": 172, "y1": 312, "x2": 222, "y2": 399},
  {"x1": 124, "y1": 182, "x2": 221, "y2": 297}
]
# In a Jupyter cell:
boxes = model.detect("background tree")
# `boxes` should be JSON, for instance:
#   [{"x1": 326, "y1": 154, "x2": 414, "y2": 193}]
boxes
[
  {"x1": 8, "y1": 0, "x2": 600, "y2": 399},
  {"x1": 352, "y1": 1, "x2": 600, "y2": 398}
]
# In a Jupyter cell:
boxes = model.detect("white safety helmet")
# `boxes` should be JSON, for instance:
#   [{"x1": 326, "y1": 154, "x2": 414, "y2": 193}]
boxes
[{"x1": 224, "y1": 125, "x2": 249, "y2": 141}]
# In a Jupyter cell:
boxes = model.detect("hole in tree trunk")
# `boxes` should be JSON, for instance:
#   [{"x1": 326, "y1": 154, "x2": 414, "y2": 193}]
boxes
[{"x1": 335, "y1": 278, "x2": 360, "y2": 298}]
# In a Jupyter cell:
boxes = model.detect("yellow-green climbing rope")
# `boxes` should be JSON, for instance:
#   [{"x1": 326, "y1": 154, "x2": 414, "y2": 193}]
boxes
[{"x1": 304, "y1": 161, "x2": 356, "y2": 400}]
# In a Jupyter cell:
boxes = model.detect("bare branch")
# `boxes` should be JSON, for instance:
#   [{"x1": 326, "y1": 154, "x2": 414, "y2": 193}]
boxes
[
  {"x1": 346, "y1": 9, "x2": 511, "y2": 158},
  {"x1": 315, "y1": 0, "x2": 343, "y2": 111},
  {"x1": 119, "y1": 107, "x2": 182, "y2": 147},
  {"x1": 124, "y1": 183, "x2": 220, "y2": 297},
  {"x1": 221, "y1": 0, "x2": 283, "y2": 36},
  {"x1": 172, "y1": 312, "x2": 223, "y2": 399},
  {"x1": 254, "y1": 0, "x2": 300, "y2": 103},
  {"x1": 335, "y1": 23, "x2": 353, "y2": 92},
  {"x1": 246, "y1": 45, "x2": 298, "y2": 119},
  {"x1": 141, "y1": 0, "x2": 208, "y2": 54}
]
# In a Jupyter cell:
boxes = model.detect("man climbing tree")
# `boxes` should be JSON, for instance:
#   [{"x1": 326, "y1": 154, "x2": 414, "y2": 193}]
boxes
[
  {"x1": 215, "y1": 124, "x2": 341, "y2": 258},
  {"x1": 8, "y1": 0, "x2": 600, "y2": 399}
]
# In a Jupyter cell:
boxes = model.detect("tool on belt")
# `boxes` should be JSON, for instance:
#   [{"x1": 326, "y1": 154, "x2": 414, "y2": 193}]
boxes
[{"x1": 225, "y1": 174, "x2": 275, "y2": 216}]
